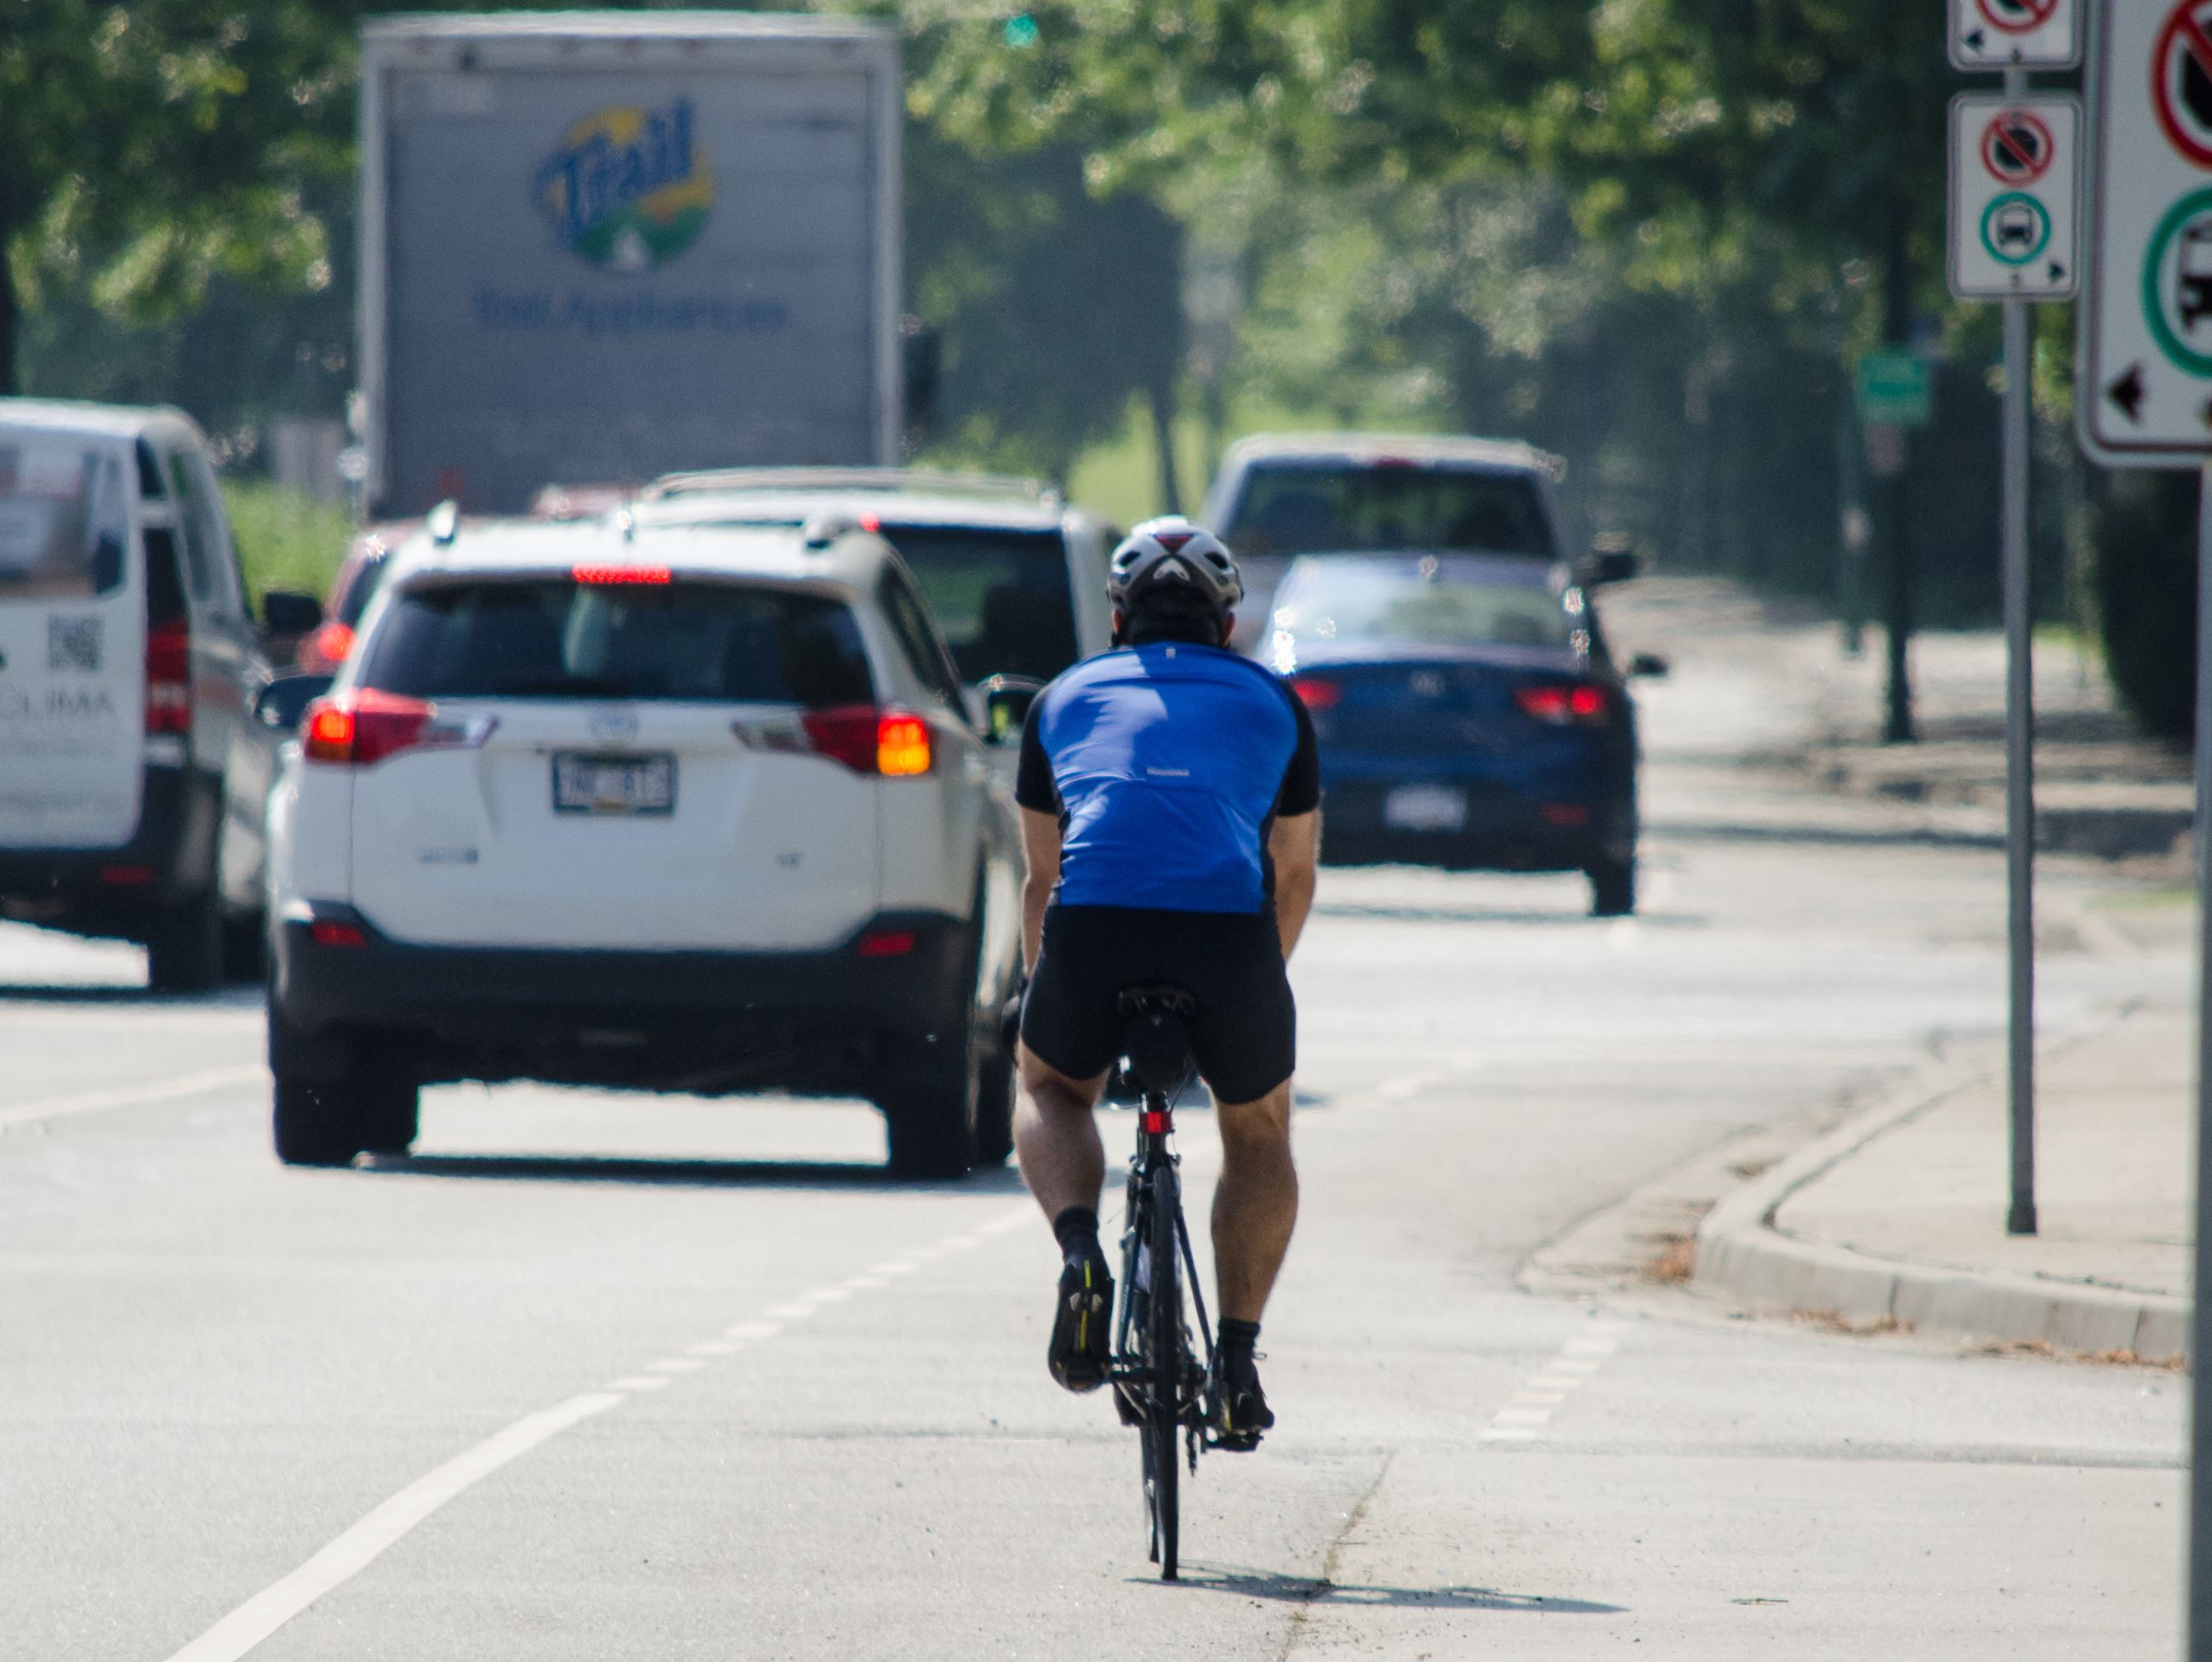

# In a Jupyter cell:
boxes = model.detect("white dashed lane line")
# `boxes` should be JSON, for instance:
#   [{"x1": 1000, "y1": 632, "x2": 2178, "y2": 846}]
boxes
[
  {"x1": 0, "y1": 1066, "x2": 264, "y2": 1134},
  {"x1": 159, "y1": 1199, "x2": 1035, "y2": 1662},
  {"x1": 1479, "y1": 1317, "x2": 1631, "y2": 1443}
]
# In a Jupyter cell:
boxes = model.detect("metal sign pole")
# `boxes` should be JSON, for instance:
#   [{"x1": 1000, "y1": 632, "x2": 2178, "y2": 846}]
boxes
[
  {"x1": 2002, "y1": 282, "x2": 2038, "y2": 1236},
  {"x1": 2000, "y1": 59, "x2": 2038, "y2": 1238},
  {"x1": 2192, "y1": 457, "x2": 2212, "y2": 1662}
]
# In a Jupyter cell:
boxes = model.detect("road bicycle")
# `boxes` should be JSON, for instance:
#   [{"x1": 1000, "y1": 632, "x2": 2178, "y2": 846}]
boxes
[{"x1": 1107, "y1": 984, "x2": 1218, "y2": 1582}]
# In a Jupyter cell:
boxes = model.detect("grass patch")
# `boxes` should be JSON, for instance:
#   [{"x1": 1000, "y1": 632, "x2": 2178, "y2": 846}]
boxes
[{"x1": 220, "y1": 479, "x2": 354, "y2": 607}]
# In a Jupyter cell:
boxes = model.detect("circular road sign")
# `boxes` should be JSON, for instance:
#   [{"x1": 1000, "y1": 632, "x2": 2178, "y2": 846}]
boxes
[
  {"x1": 1977, "y1": 0, "x2": 2060, "y2": 33},
  {"x1": 1981, "y1": 191, "x2": 2053, "y2": 267},
  {"x1": 2142, "y1": 187, "x2": 2212, "y2": 375},
  {"x1": 2155, "y1": 1, "x2": 2212, "y2": 168},
  {"x1": 1981, "y1": 109, "x2": 2055, "y2": 184}
]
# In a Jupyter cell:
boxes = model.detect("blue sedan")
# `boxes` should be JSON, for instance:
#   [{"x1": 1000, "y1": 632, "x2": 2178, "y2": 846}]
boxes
[{"x1": 1259, "y1": 554, "x2": 1647, "y2": 915}]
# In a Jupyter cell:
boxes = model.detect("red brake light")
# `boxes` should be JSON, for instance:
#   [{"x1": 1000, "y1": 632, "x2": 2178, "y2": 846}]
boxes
[
  {"x1": 795, "y1": 706, "x2": 932, "y2": 776},
  {"x1": 1514, "y1": 682, "x2": 1608, "y2": 726},
  {"x1": 145, "y1": 619, "x2": 191, "y2": 736},
  {"x1": 308, "y1": 919, "x2": 368, "y2": 948},
  {"x1": 303, "y1": 620, "x2": 355, "y2": 668},
  {"x1": 1289, "y1": 677, "x2": 1342, "y2": 710},
  {"x1": 857, "y1": 928, "x2": 917, "y2": 959},
  {"x1": 572, "y1": 565, "x2": 671, "y2": 585},
  {"x1": 300, "y1": 689, "x2": 492, "y2": 767}
]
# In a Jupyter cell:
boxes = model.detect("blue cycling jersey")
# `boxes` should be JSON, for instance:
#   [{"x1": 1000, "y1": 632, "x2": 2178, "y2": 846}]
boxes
[{"x1": 1016, "y1": 642, "x2": 1320, "y2": 914}]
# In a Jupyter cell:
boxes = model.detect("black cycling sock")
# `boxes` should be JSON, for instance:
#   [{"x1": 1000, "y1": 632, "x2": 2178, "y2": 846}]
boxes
[
  {"x1": 1219, "y1": 1318, "x2": 1261, "y2": 1357},
  {"x1": 1052, "y1": 1206, "x2": 1102, "y2": 1262}
]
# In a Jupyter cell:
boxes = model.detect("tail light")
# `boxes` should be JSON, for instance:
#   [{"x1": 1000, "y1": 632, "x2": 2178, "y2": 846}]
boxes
[
  {"x1": 145, "y1": 618, "x2": 191, "y2": 736},
  {"x1": 776, "y1": 705, "x2": 934, "y2": 777},
  {"x1": 301, "y1": 620, "x2": 355, "y2": 669},
  {"x1": 301, "y1": 689, "x2": 497, "y2": 767},
  {"x1": 1514, "y1": 682, "x2": 1608, "y2": 726},
  {"x1": 1288, "y1": 677, "x2": 1342, "y2": 710},
  {"x1": 856, "y1": 928, "x2": 917, "y2": 959}
]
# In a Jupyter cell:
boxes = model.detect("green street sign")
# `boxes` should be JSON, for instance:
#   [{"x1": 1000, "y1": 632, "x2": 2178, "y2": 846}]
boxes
[{"x1": 1856, "y1": 350, "x2": 1934, "y2": 428}]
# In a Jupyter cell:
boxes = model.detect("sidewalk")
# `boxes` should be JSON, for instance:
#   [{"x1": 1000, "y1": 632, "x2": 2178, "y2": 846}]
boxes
[
  {"x1": 1695, "y1": 1001, "x2": 2193, "y2": 1358},
  {"x1": 1800, "y1": 628, "x2": 2195, "y2": 861}
]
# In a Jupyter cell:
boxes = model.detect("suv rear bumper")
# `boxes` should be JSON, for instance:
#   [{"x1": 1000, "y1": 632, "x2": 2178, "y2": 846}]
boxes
[{"x1": 271, "y1": 903, "x2": 978, "y2": 1096}]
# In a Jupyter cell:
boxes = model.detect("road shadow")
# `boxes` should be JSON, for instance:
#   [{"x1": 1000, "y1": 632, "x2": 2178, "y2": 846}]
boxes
[
  {"x1": 1160, "y1": 1564, "x2": 1623, "y2": 1614},
  {"x1": 363, "y1": 1150, "x2": 1031, "y2": 1196},
  {"x1": 0, "y1": 981, "x2": 260, "y2": 1007}
]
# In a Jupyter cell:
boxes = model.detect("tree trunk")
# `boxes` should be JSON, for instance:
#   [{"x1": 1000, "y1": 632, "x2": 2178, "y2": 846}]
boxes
[
  {"x1": 0, "y1": 184, "x2": 17, "y2": 396},
  {"x1": 1149, "y1": 382, "x2": 1183, "y2": 518}
]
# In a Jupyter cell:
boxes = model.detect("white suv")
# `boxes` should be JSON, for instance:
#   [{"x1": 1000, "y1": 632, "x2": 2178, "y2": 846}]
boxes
[{"x1": 262, "y1": 512, "x2": 1024, "y2": 1176}]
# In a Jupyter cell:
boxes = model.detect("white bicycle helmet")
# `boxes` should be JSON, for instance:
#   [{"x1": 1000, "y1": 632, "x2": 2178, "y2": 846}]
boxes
[{"x1": 1107, "y1": 516, "x2": 1243, "y2": 615}]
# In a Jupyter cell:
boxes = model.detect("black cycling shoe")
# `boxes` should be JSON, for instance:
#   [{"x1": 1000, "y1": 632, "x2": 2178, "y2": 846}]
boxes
[
  {"x1": 1210, "y1": 1348, "x2": 1274, "y2": 1450},
  {"x1": 1047, "y1": 1249, "x2": 1114, "y2": 1393}
]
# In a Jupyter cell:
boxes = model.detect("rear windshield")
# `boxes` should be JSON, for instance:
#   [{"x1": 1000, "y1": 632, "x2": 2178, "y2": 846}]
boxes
[
  {"x1": 1225, "y1": 463, "x2": 1552, "y2": 560},
  {"x1": 880, "y1": 526, "x2": 1077, "y2": 682},
  {"x1": 336, "y1": 552, "x2": 391, "y2": 627},
  {"x1": 0, "y1": 435, "x2": 133, "y2": 600},
  {"x1": 360, "y1": 579, "x2": 875, "y2": 706},
  {"x1": 1273, "y1": 564, "x2": 1575, "y2": 652}
]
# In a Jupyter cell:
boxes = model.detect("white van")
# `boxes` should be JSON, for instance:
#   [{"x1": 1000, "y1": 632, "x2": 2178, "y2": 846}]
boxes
[{"x1": 0, "y1": 401, "x2": 322, "y2": 989}]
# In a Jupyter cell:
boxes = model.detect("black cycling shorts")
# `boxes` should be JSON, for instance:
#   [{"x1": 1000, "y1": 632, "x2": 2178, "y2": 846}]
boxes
[{"x1": 1019, "y1": 904, "x2": 1296, "y2": 1105}]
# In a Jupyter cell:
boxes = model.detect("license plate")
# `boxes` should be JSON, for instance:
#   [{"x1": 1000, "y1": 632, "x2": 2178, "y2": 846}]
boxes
[
  {"x1": 1383, "y1": 783, "x2": 1468, "y2": 833},
  {"x1": 552, "y1": 753, "x2": 675, "y2": 816}
]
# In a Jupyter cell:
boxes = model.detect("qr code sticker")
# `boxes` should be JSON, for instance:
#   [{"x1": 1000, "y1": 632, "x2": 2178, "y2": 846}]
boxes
[{"x1": 48, "y1": 615, "x2": 102, "y2": 674}]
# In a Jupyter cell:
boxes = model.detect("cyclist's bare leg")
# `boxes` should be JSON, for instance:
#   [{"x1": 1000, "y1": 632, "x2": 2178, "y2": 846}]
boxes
[
  {"x1": 1014, "y1": 1044, "x2": 1109, "y2": 1221},
  {"x1": 1211, "y1": 1079, "x2": 1298, "y2": 1323}
]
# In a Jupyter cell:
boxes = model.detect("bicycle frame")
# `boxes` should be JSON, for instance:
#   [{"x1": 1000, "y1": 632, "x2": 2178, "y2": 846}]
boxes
[{"x1": 1110, "y1": 1086, "x2": 1217, "y2": 1449}]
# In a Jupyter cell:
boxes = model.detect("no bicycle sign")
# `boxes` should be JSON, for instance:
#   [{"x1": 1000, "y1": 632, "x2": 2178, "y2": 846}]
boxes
[
  {"x1": 1949, "y1": 94, "x2": 2078, "y2": 300},
  {"x1": 2081, "y1": 0, "x2": 2212, "y2": 464}
]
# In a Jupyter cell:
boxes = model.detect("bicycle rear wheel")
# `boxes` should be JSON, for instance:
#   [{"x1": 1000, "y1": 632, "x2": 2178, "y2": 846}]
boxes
[{"x1": 1143, "y1": 1159, "x2": 1183, "y2": 1580}]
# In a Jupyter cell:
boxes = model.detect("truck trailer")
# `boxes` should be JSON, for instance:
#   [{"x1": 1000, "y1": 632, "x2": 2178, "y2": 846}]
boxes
[{"x1": 357, "y1": 12, "x2": 903, "y2": 515}]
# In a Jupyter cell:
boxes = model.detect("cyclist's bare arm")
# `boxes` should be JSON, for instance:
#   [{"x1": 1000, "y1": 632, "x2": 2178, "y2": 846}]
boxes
[
  {"x1": 1270, "y1": 809, "x2": 1320, "y2": 959},
  {"x1": 1019, "y1": 806, "x2": 1062, "y2": 976}
]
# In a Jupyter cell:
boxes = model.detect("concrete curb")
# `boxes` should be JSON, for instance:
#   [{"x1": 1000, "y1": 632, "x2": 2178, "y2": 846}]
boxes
[{"x1": 1691, "y1": 1059, "x2": 2193, "y2": 1360}]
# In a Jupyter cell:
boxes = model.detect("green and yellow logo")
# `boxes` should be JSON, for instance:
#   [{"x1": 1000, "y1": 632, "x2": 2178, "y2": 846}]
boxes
[{"x1": 536, "y1": 100, "x2": 711, "y2": 272}]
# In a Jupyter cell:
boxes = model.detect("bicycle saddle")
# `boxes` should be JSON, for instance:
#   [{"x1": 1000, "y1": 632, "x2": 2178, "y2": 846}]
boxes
[{"x1": 1117, "y1": 984, "x2": 1197, "y2": 1094}]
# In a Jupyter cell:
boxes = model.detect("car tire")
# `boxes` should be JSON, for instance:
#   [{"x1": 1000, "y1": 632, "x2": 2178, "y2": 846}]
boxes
[
  {"x1": 272, "y1": 1077, "x2": 365, "y2": 1167},
  {"x1": 881, "y1": 1010, "x2": 980, "y2": 1180},
  {"x1": 220, "y1": 911, "x2": 266, "y2": 983},
  {"x1": 1588, "y1": 856, "x2": 1637, "y2": 918},
  {"x1": 145, "y1": 885, "x2": 223, "y2": 993},
  {"x1": 972, "y1": 1039, "x2": 1017, "y2": 1168}
]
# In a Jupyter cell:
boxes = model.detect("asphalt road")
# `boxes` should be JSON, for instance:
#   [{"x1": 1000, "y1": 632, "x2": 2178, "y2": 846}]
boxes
[{"x1": 1, "y1": 589, "x2": 2188, "y2": 1659}]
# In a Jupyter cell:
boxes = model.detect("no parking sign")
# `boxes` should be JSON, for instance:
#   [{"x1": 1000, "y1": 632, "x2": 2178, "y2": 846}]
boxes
[
  {"x1": 2080, "y1": 0, "x2": 2212, "y2": 465},
  {"x1": 1949, "y1": 94, "x2": 2079, "y2": 299}
]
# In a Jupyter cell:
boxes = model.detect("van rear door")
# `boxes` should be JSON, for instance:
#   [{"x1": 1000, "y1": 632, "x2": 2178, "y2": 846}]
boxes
[{"x1": 0, "y1": 431, "x2": 144, "y2": 849}]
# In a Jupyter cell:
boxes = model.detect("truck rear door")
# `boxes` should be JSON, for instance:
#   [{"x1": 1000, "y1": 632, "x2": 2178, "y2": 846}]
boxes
[{"x1": 0, "y1": 430, "x2": 145, "y2": 850}]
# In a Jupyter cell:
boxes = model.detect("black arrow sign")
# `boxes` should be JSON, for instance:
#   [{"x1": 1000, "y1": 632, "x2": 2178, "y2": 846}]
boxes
[
  {"x1": 2049, "y1": 260, "x2": 2066, "y2": 283},
  {"x1": 1967, "y1": 26, "x2": 1987, "y2": 50},
  {"x1": 2109, "y1": 365, "x2": 2146, "y2": 424}
]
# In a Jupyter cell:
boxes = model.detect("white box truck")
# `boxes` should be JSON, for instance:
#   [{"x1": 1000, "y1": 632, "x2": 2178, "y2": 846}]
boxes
[{"x1": 357, "y1": 12, "x2": 902, "y2": 515}]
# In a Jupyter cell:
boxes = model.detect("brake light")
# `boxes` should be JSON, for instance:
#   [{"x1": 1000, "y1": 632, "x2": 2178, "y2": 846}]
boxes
[
  {"x1": 145, "y1": 618, "x2": 191, "y2": 736},
  {"x1": 795, "y1": 705, "x2": 933, "y2": 776},
  {"x1": 302, "y1": 620, "x2": 355, "y2": 668},
  {"x1": 857, "y1": 928, "x2": 917, "y2": 959},
  {"x1": 308, "y1": 919, "x2": 368, "y2": 948},
  {"x1": 301, "y1": 689, "x2": 496, "y2": 767},
  {"x1": 1514, "y1": 682, "x2": 1608, "y2": 726},
  {"x1": 573, "y1": 565, "x2": 671, "y2": 585},
  {"x1": 1289, "y1": 677, "x2": 1342, "y2": 710}
]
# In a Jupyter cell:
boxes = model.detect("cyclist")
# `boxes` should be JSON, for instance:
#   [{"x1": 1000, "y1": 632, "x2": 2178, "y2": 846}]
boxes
[{"x1": 1012, "y1": 516, "x2": 1321, "y2": 1450}]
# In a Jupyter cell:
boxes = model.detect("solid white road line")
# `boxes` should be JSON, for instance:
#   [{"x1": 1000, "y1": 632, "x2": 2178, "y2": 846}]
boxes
[
  {"x1": 0, "y1": 1066, "x2": 263, "y2": 1134},
  {"x1": 162, "y1": 1392, "x2": 624, "y2": 1662}
]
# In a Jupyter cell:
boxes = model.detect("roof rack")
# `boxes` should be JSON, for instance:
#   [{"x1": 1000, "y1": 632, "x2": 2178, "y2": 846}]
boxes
[{"x1": 640, "y1": 466, "x2": 1062, "y2": 509}]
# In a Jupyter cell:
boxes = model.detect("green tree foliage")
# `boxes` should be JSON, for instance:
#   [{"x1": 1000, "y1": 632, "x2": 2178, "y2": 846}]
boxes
[{"x1": 0, "y1": 1, "x2": 359, "y2": 394}]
